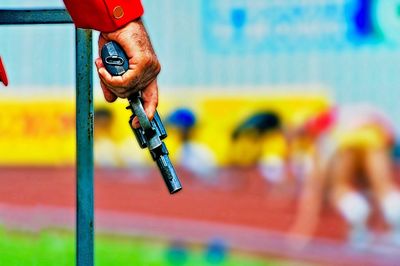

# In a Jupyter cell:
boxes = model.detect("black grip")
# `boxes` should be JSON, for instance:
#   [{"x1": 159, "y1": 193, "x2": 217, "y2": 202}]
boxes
[{"x1": 101, "y1": 42, "x2": 129, "y2": 76}]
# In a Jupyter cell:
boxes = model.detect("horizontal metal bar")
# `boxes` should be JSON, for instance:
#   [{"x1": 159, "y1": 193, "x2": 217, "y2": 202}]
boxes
[{"x1": 0, "y1": 9, "x2": 72, "y2": 25}]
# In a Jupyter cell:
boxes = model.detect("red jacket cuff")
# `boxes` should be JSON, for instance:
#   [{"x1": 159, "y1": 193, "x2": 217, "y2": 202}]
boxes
[{"x1": 63, "y1": 0, "x2": 144, "y2": 32}]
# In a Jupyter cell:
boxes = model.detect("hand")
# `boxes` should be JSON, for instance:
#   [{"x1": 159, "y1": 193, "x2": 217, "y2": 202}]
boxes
[{"x1": 95, "y1": 18, "x2": 160, "y2": 128}]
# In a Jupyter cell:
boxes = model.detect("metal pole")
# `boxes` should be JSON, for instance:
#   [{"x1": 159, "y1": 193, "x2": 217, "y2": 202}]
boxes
[
  {"x1": 75, "y1": 28, "x2": 94, "y2": 266},
  {"x1": 0, "y1": 9, "x2": 95, "y2": 266}
]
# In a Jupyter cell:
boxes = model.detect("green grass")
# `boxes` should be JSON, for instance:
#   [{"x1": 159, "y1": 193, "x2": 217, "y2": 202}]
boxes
[{"x1": 0, "y1": 228, "x2": 286, "y2": 266}]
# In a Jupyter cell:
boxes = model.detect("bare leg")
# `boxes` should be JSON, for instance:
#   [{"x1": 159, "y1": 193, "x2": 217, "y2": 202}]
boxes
[
  {"x1": 364, "y1": 148, "x2": 397, "y2": 199},
  {"x1": 330, "y1": 149, "x2": 371, "y2": 247},
  {"x1": 330, "y1": 149, "x2": 359, "y2": 203},
  {"x1": 364, "y1": 148, "x2": 400, "y2": 244}
]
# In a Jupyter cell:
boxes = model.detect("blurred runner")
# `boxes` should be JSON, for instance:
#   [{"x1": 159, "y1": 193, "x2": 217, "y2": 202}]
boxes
[{"x1": 288, "y1": 103, "x2": 400, "y2": 248}]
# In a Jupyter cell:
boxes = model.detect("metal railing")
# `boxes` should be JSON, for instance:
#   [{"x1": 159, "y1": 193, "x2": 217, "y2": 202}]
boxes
[{"x1": 0, "y1": 8, "x2": 94, "y2": 266}]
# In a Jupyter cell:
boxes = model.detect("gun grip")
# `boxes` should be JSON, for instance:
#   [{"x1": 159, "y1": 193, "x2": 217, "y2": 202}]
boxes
[{"x1": 101, "y1": 42, "x2": 129, "y2": 76}]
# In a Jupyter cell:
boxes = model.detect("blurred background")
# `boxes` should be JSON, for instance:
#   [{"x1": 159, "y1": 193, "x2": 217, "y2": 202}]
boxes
[{"x1": 1, "y1": 0, "x2": 400, "y2": 265}]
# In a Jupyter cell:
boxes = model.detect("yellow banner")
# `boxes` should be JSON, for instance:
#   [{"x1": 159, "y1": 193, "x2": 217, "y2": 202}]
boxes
[{"x1": 0, "y1": 92, "x2": 330, "y2": 166}]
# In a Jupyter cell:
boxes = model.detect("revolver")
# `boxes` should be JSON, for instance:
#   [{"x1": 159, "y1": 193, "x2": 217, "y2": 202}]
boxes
[{"x1": 101, "y1": 41, "x2": 182, "y2": 194}]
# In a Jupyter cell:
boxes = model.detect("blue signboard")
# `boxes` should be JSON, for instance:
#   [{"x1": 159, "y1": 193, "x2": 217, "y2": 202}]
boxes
[{"x1": 202, "y1": 0, "x2": 400, "y2": 52}]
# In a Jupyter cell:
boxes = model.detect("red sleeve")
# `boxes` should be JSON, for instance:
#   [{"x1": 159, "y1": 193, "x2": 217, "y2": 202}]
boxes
[{"x1": 63, "y1": 0, "x2": 144, "y2": 32}]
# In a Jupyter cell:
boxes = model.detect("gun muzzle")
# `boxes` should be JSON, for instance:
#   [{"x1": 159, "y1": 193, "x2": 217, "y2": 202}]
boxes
[{"x1": 156, "y1": 155, "x2": 182, "y2": 194}]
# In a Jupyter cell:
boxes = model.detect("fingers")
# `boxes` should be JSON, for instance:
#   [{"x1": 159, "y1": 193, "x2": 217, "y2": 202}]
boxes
[
  {"x1": 95, "y1": 57, "x2": 130, "y2": 98},
  {"x1": 98, "y1": 32, "x2": 140, "y2": 95},
  {"x1": 141, "y1": 79, "x2": 159, "y2": 121},
  {"x1": 131, "y1": 80, "x2": 159, "y2": 129},
  {"x1": 95, "y1": 57, "x2": 142, "y2": 98},
  {"x1": 131, "y1": 117, "x2": 140, "y2": 129},
  {"x1": 95, "y1": 57, "x2": 159, "y2": 129},
  {"x1": 97, "y1": 20, "x2": 160, "y2": 99},
  {"x1": 100, "y1": 80, "x2": 118, "y2": 103},
  {"x1": 97, "y1": 63, "x2": 157, "y2": 97},
  {"x1": 96, "y1": 20, "x2": 160, "y2": 130},
  {"x1": 95, "y1": 57, "x2": 117, "y2": 84}
]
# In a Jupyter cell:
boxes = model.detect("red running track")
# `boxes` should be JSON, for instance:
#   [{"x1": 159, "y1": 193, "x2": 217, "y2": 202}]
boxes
[
  {"x1": 2, "y1": 166, "x2": 400, "y2": 265},
  {"x1": 0, "y1": 166, "x2": 347, "y2": 240}
]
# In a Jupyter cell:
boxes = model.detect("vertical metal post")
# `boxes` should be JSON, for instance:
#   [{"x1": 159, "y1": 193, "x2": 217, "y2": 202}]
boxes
[
  {"x1": 0, "y1": 9, "x2": 95, "y2": 266},
  {"x1": 75, "y1": 28, "x2": 94, "y2": 266}
]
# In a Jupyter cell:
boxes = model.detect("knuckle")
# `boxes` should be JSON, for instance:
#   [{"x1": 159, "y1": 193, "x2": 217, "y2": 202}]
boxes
[
  {"x1": 142, "y1": 53, "x2": 160, "y2": 70},
  {"x1": 127, "y1": 76, "x2": 139, "y2": 89},
  {"x1": 138, "y1": 53, "x2": 151, "y2": 65},
  {"x1": 122, "y1": 90, "x2": 135, "y2": 98},
  {"x1": 113, "y1": 79, "x2": 126, "y2": 88},
  {"x1": 150, "y1": 55, "x2": 160, "y2": 71},
  {"x1": 120, "y1": 89, "x2": 130, "y2": 98},
  {"x1": 153, "y1": 60, "x2": 161, "y2": 75},
  {"x1": 107, "y1": 87, "x2": 119, "y2": 96},
  {"x1": 120, "y1": 79, "x2": 130, "y2": 88}
]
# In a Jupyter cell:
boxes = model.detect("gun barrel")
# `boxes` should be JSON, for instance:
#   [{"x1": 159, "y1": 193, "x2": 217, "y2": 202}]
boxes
[{"x1": 156, "y1": 155, "x2": 182, "y2": 194}]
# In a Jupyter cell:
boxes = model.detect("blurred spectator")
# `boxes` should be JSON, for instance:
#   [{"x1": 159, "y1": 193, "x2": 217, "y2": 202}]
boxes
[
  {"x1": 205, "y1": 238, "x2": 228, "y2": 264},
  {"x1": 94, "y1": 107, "x2": 149, "y2": 168},
  {"x1": 167, "y1": 108, "x2": 217, "y2": 179},
  {"x1": 230, "y1": 112, "x2": 288, "y2": 184},
  {"x1": 166, "y1": 240, "x2": 188, "y2": 266},
  {"x1": 94, "y1": 107, "x2": 119, "y2": 167}
]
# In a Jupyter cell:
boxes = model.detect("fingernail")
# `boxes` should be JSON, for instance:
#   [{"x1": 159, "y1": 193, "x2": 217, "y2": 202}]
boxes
[{"x1": 131, "y1": 118, "x2": 140, "y2": 129}]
